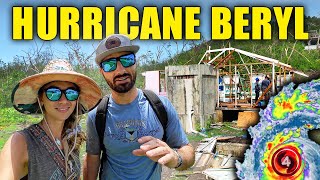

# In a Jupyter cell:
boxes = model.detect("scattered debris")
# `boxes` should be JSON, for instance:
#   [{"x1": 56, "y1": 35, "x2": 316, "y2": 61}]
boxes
[
  {"x1": 220, "y1": 154, "x2": 232, "y2": 167},
  {"x1": 190, "y1": 136, "x2": 250, "y2": 179},
  {"x1": 210, "y1": 123, "x2": 223, "y2": 129},
  {"x1": 215, "y1": 137, "x2": 250, "y2": 158},
  {"x1": 197, "y1": 137, "x2": 217, "y2": 153},
  {"x1": 210, "y1": 122, "x2": 244, "y2": 131},
  {"x1": 223, "y1": 124, "x2": 243, "y2": 131},
  {"x1": 202, "y1": 168, "x2": 238, "y2": 180}
]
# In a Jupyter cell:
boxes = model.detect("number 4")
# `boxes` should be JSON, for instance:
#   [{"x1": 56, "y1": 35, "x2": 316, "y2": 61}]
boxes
[{"x1": 281, "y1": 156, "x2": 291, "y2": 167}]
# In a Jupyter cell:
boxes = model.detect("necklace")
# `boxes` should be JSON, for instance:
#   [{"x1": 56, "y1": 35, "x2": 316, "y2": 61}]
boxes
[
  {"x1": 55, "y1": 138, "x2": 62, "y2": 147},
  {"x1": 43, "y1": 119, "x2": 76, "y2": 178},
  {"x1": 43, "y1": 120, "x2": 65, "y2": 158},
  {"x1": 43, "y1": 120, "x2": 77, "y2": 179}
]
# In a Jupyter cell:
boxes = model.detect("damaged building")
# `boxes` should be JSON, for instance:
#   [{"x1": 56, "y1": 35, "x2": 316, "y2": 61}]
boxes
[{"x1": 143, "y1": 47, "x2": 308, "y2": 131}]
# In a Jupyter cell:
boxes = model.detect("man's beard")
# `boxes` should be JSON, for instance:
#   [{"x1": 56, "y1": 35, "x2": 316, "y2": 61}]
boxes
[{"x1": 106, "y1": 72, "x2": 136, "y2": 93}]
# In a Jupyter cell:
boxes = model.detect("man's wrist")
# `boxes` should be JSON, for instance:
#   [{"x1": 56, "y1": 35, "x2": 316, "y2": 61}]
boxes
[{"x1": 172, "y1": 148, "x2": 183, "y2": 169}]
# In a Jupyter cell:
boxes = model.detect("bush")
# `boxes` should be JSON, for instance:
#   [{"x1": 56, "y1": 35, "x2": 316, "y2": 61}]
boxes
[{"x1": 0, "y1": 108, "x2": 40, "y2": 126}]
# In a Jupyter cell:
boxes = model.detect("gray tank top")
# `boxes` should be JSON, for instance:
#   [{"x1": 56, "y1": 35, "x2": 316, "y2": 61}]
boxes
[{"x1": 20, "y1": 124, "x2": 80, "y2": 180}]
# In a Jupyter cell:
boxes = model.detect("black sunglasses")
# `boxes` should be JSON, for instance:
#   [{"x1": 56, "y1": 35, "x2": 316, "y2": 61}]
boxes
[
  {"x1": 100, "y1": 53, "x2": 135, "y2": 72},
  {"x1": 44, "y1": 86, "x2": 80, "y2": 101}
]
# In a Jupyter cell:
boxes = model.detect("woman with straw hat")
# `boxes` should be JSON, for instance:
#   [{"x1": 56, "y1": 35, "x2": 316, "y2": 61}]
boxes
[{"x1": 0, "y1": 59, "x2": 102, "y2": 180}]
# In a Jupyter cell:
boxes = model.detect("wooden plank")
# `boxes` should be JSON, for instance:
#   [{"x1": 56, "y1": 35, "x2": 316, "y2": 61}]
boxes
[
  {"x1": 194, "y1": 154, "x2": 212, "y2": 168},
  {"x1": 215, "y1": 142, "x2": 249, "y2": 158},
  {"x1": 216, "y1": 136, "x2": 236, "y2": 141},
  {"x1": 237, "y1": 99, "x2": 248, "y2": 103},
  {"x1": 196, "y1": 138, "x2": 217, "y2": 153},
  {"x1": 202, "y1": 168, "x2": 237, "y2": 180},
  {"x1": 209, "y1": 155, "x2": 239, "y2": 169}
]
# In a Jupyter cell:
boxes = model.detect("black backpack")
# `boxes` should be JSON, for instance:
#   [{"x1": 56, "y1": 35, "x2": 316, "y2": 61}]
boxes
[{"x1": 95, "y1": 89, "x2": 168, "y2": 178}]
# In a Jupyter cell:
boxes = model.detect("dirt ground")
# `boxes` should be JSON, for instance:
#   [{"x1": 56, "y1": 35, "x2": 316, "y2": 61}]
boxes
[
  {"x1": 161, "y1": 166, "x2": 207, "y2": 180},
  {"x1": 161, "y1": 141, "x2": 208, "y2": 180}
]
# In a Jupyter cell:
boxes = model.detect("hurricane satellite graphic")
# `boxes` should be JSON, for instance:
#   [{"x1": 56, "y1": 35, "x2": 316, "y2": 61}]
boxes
[{"x1": 236, "y1": 79, "x2": 320, "y2": 180}]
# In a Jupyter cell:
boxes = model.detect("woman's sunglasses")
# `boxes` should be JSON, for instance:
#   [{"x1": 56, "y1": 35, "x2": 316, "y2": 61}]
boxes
[
  {"x1": 45, "y1": 87, "x2": 80, "y2": 101},
  {"x1": 100, "y1": 53, "x2": 135, "y2": 72}
]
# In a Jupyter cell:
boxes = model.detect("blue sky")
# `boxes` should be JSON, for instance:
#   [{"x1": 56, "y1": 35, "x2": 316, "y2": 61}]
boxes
[{"x1": 1, "y1": 0, "x2": 319, "y2": 64}]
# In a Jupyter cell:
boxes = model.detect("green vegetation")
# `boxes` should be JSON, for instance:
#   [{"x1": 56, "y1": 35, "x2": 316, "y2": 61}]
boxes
[
  {"x1": 187, "y1": 133, "x2": 205, "y2": 142},
  {"x1": 0, "y1": 108, "x2": 40, "y2": 126},
  {"x1": 0, "y1": 108, "x2": 41, "y2": 148},
  {"x1": 206, "y1": 122, "x2": 246, "y2": 137},
  {"x1": 188, "y1": 121, "x2": 246, "y2": 142},
  {"x1": 0, "y1": 124, "x2": 18, "y2": 149}
]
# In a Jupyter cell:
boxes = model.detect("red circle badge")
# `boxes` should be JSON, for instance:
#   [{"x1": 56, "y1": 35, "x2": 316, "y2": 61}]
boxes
[{"x1": 271, "y1": 146, "x2": 302, "y2": 177}]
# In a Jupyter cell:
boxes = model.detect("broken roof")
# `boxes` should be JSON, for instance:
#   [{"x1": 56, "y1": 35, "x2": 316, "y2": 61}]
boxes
[{"x1": 198, "y1": 47, "x2": 308, "y2": 77}]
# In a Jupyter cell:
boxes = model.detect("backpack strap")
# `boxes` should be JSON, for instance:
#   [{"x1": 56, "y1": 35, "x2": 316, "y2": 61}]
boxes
[
  {"x1": 95, "y1": 95, "x2": 109, "y2": 179},
  {"x1": 96, "y1": 96, "x2": 109, "y2": 150},
  {"x1": 142, "y1": 89, "x2": 168, "y2": 142}
]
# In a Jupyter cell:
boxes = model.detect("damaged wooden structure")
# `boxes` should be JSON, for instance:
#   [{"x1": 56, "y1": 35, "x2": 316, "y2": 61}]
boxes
[
  {"x1": 192, "y1": 136, "x2": 251, "y2": 180},
  {"x1": 198, "y1": 47, "x2": 308, "y2": 128}
]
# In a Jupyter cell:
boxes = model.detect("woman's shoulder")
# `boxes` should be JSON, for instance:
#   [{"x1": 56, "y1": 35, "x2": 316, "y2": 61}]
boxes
[
  {"x1": 1, "y1": 131, "x2": 28, "y2": 163},
  {"x1": 8, "y1": 131, "x2": 28, "y2": 152},
  {"x1": 0, "y1": 132, "x2": 28, "y2": 178},
  {"x1": 6, "y1": 127, "x2": 33, "y2": 158}
]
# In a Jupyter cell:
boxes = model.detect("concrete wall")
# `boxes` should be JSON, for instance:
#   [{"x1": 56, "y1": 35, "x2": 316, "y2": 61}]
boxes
[{"x1": 165, "y1": 64, "x2": 216, "y2": 132}]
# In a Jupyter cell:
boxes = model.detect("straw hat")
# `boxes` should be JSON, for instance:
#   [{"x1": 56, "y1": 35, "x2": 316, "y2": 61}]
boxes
[{"x1": 11, "y1": 59, "x2": 103, "y2": 114}]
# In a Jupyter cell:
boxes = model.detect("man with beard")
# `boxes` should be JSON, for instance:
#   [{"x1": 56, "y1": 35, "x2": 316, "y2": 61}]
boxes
[{"x1": 84, "y1": 34, "x2": 195, "y2": 180}]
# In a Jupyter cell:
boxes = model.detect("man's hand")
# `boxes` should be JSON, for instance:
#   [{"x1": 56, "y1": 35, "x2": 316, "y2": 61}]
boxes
[{"x1": 132, "y1": 136, "x2": 179, "y2": 168}]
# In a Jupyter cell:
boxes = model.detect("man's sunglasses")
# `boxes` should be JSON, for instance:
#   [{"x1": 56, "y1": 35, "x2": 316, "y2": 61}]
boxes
[
  {"x1": 44, "y1": 87, "x2": 80, "y2": 101},
  {"x1": 100, "y1": 53, "x2": 135, "y2": 72}
]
